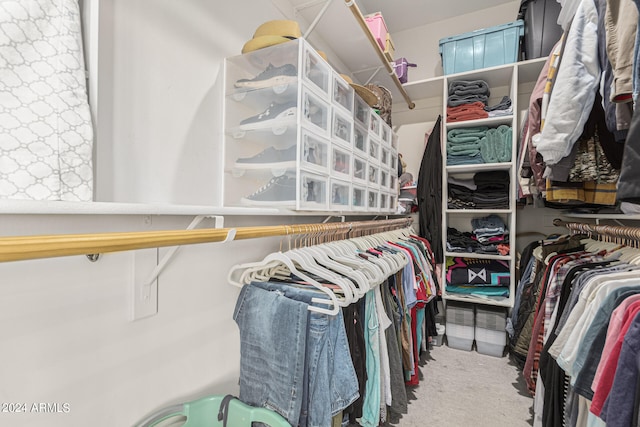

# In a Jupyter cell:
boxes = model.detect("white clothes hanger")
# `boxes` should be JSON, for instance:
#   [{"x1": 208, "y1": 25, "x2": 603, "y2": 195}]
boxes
[
  {"x1": 285, "y1": 248, "x2": 355, "y2": 305},
  {"x1": 302, "y1": 244, "x2": 369, "y2": 299},
  {"x1": 228, "y1": 252, "x2": 340, "y2": 315}
]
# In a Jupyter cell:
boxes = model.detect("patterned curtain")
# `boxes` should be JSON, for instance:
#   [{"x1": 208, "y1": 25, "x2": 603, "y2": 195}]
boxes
[{"x1": 0, "y1": 0, "x2": 93, "y2": 201}]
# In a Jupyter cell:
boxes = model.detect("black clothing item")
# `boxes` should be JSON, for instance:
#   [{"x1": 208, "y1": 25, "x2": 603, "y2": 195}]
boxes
[
  {"x1": 418, "y1": 116, "x2": 443, "y2": 263},
  {"x1": 381, "y1": 277, "x2": 408, "y2": 416},
  {"x1": 618, "y1": 103, "x2": 640, "y2": 203},
  {"x1": 343, "y1": 301, "x2": 366, "y2": 422}
]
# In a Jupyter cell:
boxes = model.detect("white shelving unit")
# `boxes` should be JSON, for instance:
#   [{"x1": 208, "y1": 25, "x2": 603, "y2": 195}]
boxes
[{"x1": 435, "y1": 60, "x2": 545, "y2": 309}]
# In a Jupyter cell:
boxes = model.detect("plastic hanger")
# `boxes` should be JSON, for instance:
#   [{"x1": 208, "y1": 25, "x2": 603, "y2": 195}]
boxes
[
  {"x1": 302, "y1": 244, "x2": 369, "y2": 299},
  {"x1": 285, "y1": 248, "x2": 355, "y2": 305},
  {"x1": 261, "y1": 252, "x2": 340, "y2": 315}
]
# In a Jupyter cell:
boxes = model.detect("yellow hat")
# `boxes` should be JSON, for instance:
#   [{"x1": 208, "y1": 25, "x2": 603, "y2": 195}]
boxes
[
  {"x1": 253, "y1": 20, "x2": 301, "y2": 39},
  {"x1": 317, "y1": 50, "x2": 328, "y2": 62},
  {"x1": 340, "y1": 74, "x2": 379, "y2": 108},
  {"x1": 242, "y1": 20, "x2": 301, "y2": 54}
]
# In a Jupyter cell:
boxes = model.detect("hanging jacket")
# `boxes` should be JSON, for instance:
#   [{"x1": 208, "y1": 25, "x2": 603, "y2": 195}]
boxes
[
  {"x1": 617, "y1": 105, "x2": 640, "y2": 203},
  {"x1": 417, "y1": 116, "x2": 443, "y2": 264},
  {"x1": 535, "y1": 0, "x2": 601, "y2": 166}
]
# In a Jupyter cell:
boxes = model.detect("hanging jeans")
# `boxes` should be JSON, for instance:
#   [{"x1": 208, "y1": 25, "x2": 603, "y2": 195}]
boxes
[{"x1": 236, "y1": 281, "x2": 359, "y2": 427}]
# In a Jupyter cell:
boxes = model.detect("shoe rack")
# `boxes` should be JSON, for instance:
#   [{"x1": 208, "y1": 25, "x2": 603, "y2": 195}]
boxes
[{"x1": 222, "y1": 38, "x2": 399, "y2": 213}]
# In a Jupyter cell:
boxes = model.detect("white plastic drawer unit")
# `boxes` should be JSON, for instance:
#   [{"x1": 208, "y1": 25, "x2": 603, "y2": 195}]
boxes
[
  {"x1": 369, "y1": 110, "x2": 381, "y2": 138},
  {"x1": 368, "y1": 139, "x2": 380, "y2": 164},
  {"x1": 352, "y1": 185, "x2": 366, "y2": 210},
  {"x1": 300, "y1": 128, "x2": 330, "y2": 174},
  {"x1": 389, "y1": 173, "x2": 397, "y2": 192},
  {"x1": 354, "y1": 124, "x2": 368, "y2": 157},
  {"x1": 367, "y1": 163, "x2": 379, "y2": 187},
  {"x1": 331, "y1": 146, "x2": 351, "y2": 179},
  {"x1": 381, "y1": 123, "x2": 392, "y2": 146},
  {"x1": 302, "y1": 88, "x2": 330, "y2": 135},
  {"x1": 354, "y1": 95, "x2": 370, "y2": 129},
  {"x1": 389, "y1": 193, "x2": 397, "y2": 212},
  {"x1": 366, "y1": 189, "x2": 379, "y2": 211},
  {"x1": 379, "y1": 168, "x2": 389, "y2": 189},
  {"x1": 379, "y1": 192, "x2": 389, "y2": 211},
  {"x1": 381, "y1": 146, "x2": 390, "y2": 168},
  {"x1": 302, "y1": 44, "x2": 330, "y2": 99},
  {"x1": 390, "y1": 149, "x2": 398, "y2": 174},
  {"x1": 330, "y1": 179, "x2": 351, "y2": 210},
  {"x1": 332, "y1": 108, "x2": 353, "y2": 148},
  {"x1": 332, "y1": 72, "x2": 354, "y2": 114},
  {"x1": 353, "y1": 156, "x2": 367, "y2": 183},
  {"x1": 299, "y1": 172, "x2": 328, "y2": 210}
]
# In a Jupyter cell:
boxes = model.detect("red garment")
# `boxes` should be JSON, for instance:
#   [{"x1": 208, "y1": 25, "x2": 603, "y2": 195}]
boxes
[
  {"x1": 591, "y1": 303, "x2": 640, "y2": 416},
  {"x1": 406, "y1": 305, "x2": 420, "y2": 386},
  {"x1": 446, "y1": 101, "x2": 489, "y2": 122}
]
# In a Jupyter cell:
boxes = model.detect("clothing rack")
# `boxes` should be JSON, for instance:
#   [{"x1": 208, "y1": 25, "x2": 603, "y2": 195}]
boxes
[
  {"x1": 0, "y1": 217, "x2": 413, "y2": 263},
  {"x1": 553, "y1": 218, "x2": 640, "y2": 246}
]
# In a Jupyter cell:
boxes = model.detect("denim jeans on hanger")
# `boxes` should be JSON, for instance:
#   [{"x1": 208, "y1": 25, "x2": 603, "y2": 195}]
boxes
[
  {"x1": 239, "y1": 281, "x2": 359, "y2": 427},
  {"x1": 233, "y1": 284, "x2": 307, "y2": 425}
]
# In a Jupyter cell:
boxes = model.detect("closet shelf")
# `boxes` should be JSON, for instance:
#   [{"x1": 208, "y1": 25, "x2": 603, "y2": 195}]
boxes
[
  {"x1": 445, "y1": 209, "x2": 512, "y2": 214},
  {"x1": 444, "y1": 251, "x2": 511, "y2": 260},
  {"x1": 445, "y1": 116, "x2": 513, "y2": 129},
  {"x1": 0, "y1": 200, "x2": 405, "y2": 217},
  {"x1": 446, "y1": 163, "x2": 511, "y2": 173},
  {"x1": 442, "y1": 293, "x2": 511, "y2": 308}
]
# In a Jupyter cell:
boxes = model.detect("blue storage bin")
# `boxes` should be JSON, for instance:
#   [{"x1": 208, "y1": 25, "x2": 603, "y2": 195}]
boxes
[{"x1": 439, "y1": 20, "x2": 524, "y2": 75}]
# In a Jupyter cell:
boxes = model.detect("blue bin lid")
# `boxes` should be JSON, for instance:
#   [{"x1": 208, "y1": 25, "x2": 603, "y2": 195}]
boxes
[{"x1": 438, "y1": 20, "x2": 524, "y2": 45}]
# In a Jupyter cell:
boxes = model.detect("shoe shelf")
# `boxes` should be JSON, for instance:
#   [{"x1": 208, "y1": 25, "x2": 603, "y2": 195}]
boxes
[{"x1": 223, "y1": 38, "x2": 398, "y2": 213}]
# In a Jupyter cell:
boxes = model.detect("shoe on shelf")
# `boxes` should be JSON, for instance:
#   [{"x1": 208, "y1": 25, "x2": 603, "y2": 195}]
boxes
[
  {"x1": 240, "y1": 174, "x2": 296, "y2": 205},
  {"x1": 234, "y1": 63, "x2": 297, "y2": 89},
  {"x1": 234, "y1": 145, "x2": 297, "y2": 169},
  {"x1": 239, "y1": 101, "x2": 297, "y2": 130}
]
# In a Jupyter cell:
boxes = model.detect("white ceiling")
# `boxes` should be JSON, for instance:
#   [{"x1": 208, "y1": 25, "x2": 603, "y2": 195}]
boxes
[{"x1": 356, "y1": 0, "x2": 517, "y2": 32}]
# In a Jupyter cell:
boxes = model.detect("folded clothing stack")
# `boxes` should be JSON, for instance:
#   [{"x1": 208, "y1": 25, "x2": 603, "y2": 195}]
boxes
[
  {"x1": 446, "y1": 126, "x2": 488, "y2": 165},
  {"x1": 470, "y1": 214, "x2": 510, "y2": 255},
  {"x1": 445, "y1": 256, "x2": 510, "y2": 298},
  {"x1": 448, "y1": 171, "x2": 510, "y2": 209},
  {"x1": 480, "y1": 125, "x2": 512, "y2": 163},
  {"x1": 446, "y1": 125, "x2": 512, "y2": 166},
  {"x1": 447, "y1": 80, "x2": 490, "y2": 122},
  {"x1": 484, "y1": 95, "x2": 513, "y2": 117},
  {"x1": 446, "y1": 214, "x2": 510, "y2": 255}
]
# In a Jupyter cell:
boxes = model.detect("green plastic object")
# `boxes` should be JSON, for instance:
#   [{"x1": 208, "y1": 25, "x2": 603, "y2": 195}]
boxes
[
  {"x1": 439, "y1": 20, "x2": 525, "y2": 75},
  {"x1": 140, "y1": 395, "x2": 291, "y2": 427}
]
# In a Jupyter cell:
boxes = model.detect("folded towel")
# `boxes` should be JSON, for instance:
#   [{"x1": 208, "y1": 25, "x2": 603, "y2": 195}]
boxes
[
  {"x1": 484, "y1": 95, "x2": 512, "y2": 112},
  {"x1": 448, "y1": 94, "x2": 489, "y2": 107},
  {"x1": 448, "y1": 80, "x2": 490, "y2": 96},
  {"x1": 488, "y1": 106, "x2": 514, "y2": 117},
  {"x1": 447, "y1": 126, "x2": 489, "y2": 142},
  {"x1": 480, "y1": 125, "x2": 512, "y2": 163},
  {"x1": 446, "y1": 154, "x2": 485, "y2": 165}
]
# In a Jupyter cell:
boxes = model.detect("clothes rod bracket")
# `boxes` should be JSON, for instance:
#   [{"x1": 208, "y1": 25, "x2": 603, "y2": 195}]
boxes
[{"x1": 132, "y1": 215, "x2": 233, "y2": 321}]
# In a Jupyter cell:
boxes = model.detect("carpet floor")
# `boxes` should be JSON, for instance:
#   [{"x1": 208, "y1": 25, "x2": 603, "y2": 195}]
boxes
[{"x1": 387, "y1": 343, "x2": 534, "y2": 427}]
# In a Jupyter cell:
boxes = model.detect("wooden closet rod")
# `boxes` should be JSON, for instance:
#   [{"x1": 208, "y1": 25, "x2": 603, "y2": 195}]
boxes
[
  {"x1": 0, "y1": 218, "x2": 413, "y2": 263},
  {"x1": 344, "y1": 0, "x2": 416, "y2": 109},
  {"x1": 553, "y1": 218, "x2": 640, "y2": 242}
]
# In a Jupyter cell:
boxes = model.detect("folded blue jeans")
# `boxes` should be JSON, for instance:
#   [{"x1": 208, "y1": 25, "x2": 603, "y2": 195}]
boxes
[{"x1": 248, "y1": 281, "x2": 359, "y2": 427}]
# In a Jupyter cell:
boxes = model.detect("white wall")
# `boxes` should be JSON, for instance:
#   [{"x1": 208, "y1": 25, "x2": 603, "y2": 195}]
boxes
[{"x1": 392, "y1": 1, "x2": 521, "y2": 81}]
